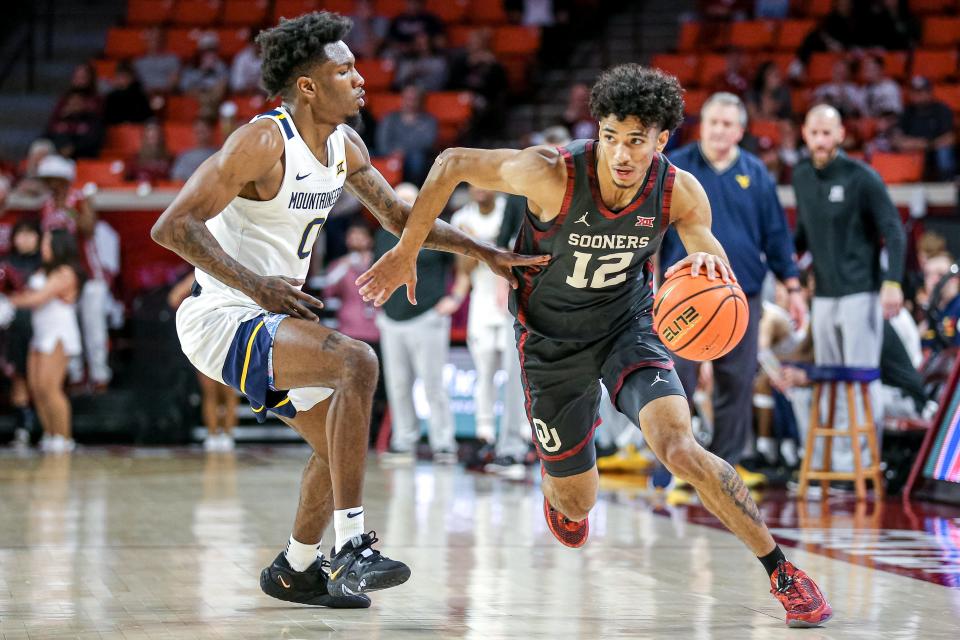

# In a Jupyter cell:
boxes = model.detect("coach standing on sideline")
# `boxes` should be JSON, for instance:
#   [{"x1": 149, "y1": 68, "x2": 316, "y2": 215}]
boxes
[
  {"x1": 794, "y1": 104, "x2": 906, "y2": 472},
  {"x1": 661, "y1": 93, "x2": 806, "y2": 476}
]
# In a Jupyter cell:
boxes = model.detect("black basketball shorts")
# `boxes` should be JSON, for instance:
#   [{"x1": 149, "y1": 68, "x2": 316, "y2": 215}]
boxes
[{"x1": 515, "y1": 313, "x2": 687, "y2": 477}]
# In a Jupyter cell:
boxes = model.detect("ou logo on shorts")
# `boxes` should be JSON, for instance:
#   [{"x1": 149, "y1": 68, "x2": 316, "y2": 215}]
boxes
[{"x1": 533, "y1": 419, "x2": 562, "y2": 453}]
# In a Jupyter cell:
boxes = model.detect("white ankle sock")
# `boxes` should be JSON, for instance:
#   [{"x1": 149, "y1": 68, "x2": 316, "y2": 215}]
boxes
[
  {"x1": 285, "y1": 535, "x2": 320, "y2": 572},
  {"x1": 334, "y1": 507, "x2": 364, "y2": 552},
  {"x1": 756, "y1": 437, "x2": 777, "y2": 464}
]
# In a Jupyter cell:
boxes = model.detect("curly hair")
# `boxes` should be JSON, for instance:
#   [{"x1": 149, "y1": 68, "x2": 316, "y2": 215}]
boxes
[
  {"x1": 589, "y1": 64, "x2": 685, "y2": 133},
  {"x1": 256, "y1": 11, "x2": 353, "y2": 98}
]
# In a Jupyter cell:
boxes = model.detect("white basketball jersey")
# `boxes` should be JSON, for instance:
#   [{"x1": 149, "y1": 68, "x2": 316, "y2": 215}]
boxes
[{"x1": 195, "y1": 105, "x2": 346, "y2": 306}]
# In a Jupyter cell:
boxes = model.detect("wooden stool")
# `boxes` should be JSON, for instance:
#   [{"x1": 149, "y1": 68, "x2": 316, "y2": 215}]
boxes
[{"x1": 797, "y1": 366, "x2": 885, "y2": 500}]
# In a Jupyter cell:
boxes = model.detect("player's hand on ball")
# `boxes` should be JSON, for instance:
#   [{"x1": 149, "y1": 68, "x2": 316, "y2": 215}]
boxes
[
  {"x1": 357, "y1": 246, "x2": 418, "y2": 306},
  {"x1": 251, "y1": 276, "x2": 323, "y2": 321},
  {"x1": 665, "y1": 252, "x2": 736, "y2": 283},
  {"x1": 484, "y1": 248, "x2": 551, "y2": 289}
]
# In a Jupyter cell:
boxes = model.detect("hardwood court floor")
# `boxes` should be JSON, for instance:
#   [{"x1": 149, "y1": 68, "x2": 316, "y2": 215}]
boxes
[{"x1": 0, "y1": 446, "x2": 958, "y2": 639}]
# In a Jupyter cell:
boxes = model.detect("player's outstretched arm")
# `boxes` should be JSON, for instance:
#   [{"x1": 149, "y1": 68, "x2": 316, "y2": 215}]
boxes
[
  {"x1": 663, "y1": 169, "x2": 736, "y2": 283},
  {"x1": 353, "y1": 143, "x2": 562, "y2": 306},
  {"x1": 150, "y1": 120, "x2": 324, "y2": 321}
]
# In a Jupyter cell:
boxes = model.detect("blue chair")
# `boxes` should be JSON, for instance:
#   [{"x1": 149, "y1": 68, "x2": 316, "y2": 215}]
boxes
[{"x1": 796, "y1": 366, "x2": 885, "y2": 500}]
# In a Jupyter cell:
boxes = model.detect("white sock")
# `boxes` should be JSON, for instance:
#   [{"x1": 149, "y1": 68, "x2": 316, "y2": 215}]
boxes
[
  {"x1": 756, "y1": 437, "x2": 777, "y2": 464},
  {"x1": 285, "y1": 535, "x2": 320, "y2": 572},
  {"x1": 780, "y1": 439, "x2": 799, "y2": 467},
  {"x1": 334, "y1": 507, "x2": 365, "y2": 552}
]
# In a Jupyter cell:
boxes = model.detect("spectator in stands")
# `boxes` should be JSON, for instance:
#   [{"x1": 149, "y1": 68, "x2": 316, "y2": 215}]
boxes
[
  {"x1": 746, "y1": 61, "x2": 792, "y2": 122},
  {"x1": 2, "y1": 219, "x2": 42, "y2": 447},
  {"x1": 921, "y1": 253, "x2": 959, "y2": 352},
  {"x1": 229, "y1": 31, "x2": 262, "y2": 95},
  {"x1": 9, "y1": 229, "x2": 84, "y2": 453},
  {"x1": 813, "y1": 58, "x2": 865, "y2": 118},
  {"x1": 757, "y1": 135, "x2": 783, "y2": 183},
  {"x1": 448, "y1": 28, "x2": 508, "y2": 140},
  {"x1": 179, "y1": 33, "x2": 229, "y2": 120},
  {"x1": 393, "y1": 32, "x2": 448, "y2": 92},
  {"x1": 385, "y1": 0, "x2": 445, "y2": 58},
  {"x1": 127, "y1": 121, "x2": 172, "y2": 183},
  {"x1": 375, "y1": 183, "x2": 457, "y2": 464},
  {"x1": 45, "y1": 63, "x2": 104, "y2": 159},
  {"x1": 103, "y1": 61, "x2": 152, "y2": 125},
  {"x1": 863, "y1": 0, "x2": 920, "y2": 50},
  {"x1": 12, "y1": 139, "x2": 55, "y2": 198},
  {"x1": 376, "y1": 84, "x2": 438, "y2": 185},
  {"x1": 323, "y1": 220, "x2": 379, "y2": 346},
  {"x1": 710, "y1": 51, "x2": 749, "y2": 96},
  {"x1": 133, "y1": 27, "x2": 180, "y2": 94},
  {"x1": 777, "y1": 120, "x2": 802, "y2": 179},
  {"x1": 562, "y1": 83, "x2": 597, "y2": 140},
  {"x1": 171, "y1": 119, "x2": 217, "y2": 183},
  {"x1": 346, "y1": 0, "x2": 389, "y2": 59},
  {"x1": 861, "y1": 54, "x2": 902, "y2": 118},
  {"x1": 796, "y1": 0, "x2": 860, "y2": 65},
  {"x1": 864, "y1": 109, "x2": 899, "y2": 157},
  {"x1": 894, "y1": 76, "x2": 956, "y2": 182}
]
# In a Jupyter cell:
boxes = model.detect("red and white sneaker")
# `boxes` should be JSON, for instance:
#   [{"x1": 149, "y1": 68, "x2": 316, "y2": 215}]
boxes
[
  {"x1": 770, "y1": 560, "x2": 833, "y2": 628},
  {"x1": 540, "y1": 465, "x2": 588, "y2": 548}
]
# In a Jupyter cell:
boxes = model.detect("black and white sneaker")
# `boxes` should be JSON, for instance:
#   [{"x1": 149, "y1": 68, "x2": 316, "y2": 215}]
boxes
[
  {"x1": 260, "y1": 552, "x2": 371, "y2": 608},
  {"x1": 326, "y1": 531, "x2": 411, "y2": 596},
  {"x1": 484, "y1": 455, "x2": 527, "y2": 480}
]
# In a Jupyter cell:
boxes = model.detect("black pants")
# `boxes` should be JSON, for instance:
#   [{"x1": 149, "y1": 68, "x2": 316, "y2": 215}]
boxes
[{"x1": 673, "y1": 294, "x2": 762, "y2": 466}]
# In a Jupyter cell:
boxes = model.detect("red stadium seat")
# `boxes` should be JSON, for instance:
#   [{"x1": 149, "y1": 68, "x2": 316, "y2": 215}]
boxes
[
  {"x1": 92, "y1": 59, "x2": 118, "y2": 81},
  {"x1": 426, "y1": 0, "x2": 468, "y2": 24},
  {"x1": 923, "y1": 17, "x2": 960, "y2": 48},
  {"x1": 374, "y1": 0, "x2": 407, "y2": 19},
  {"x1": 171, "y1": 0, "x2": 222, "y2": 26},
  {"x1": 165, "y1": 28, "x2": 200, "y2": 58},
  {"x1": 105, "y1": 28, "x2": 149, "y2": 59},
  {"x1": 933, "y1": 84, "x2": 960, "y2": 113},
  {"x1": 492, "y1": 26, "x2": 540, "y2": 56},
  {"x1": 127, "y1": 0, "x2": 175, "y2": 25},
  {"x1": 447, "y1": 25, "x2": 475, "y2": 49},
  {"x1": 164, "y1": 122, "x2": 198, "y2": 154},
  {"x1": 729, "y1": 20, "x2": 776, "y2": 50},
  {"x1": 499, "y1": 55, "x2": 530, "y2": 92},
  {"x1": 231, "y1": 93, "x2": 280, "y2": 122},
  {"x1": 677, "y1": 22, "x2": 700, "y2": 52},
  {"x1": 273, "y1": 0, "x2": 319, "y2": 22},
  {"x1": 650, "y1": 54, "x2": 698, "y2": 86},
  {"x1": 684, "y1": 89, "x2": 708, "y2": 115},
  {"x1": 806, "y1": 51, "x2": 843, "y2": 85},
  {"x1": 804, "y1": 0, "x2": 833, "y2": 17},
  {"x1": 163, "y1": 95, "x2": 201, "y2": 122},
  {"x1": 871, "y1": 151, "x2": 925, "y2": 184},
  {"x1": 222, "y1": 0, "x2": 269, "y2": 26},
  {"x1": 76, "y1": 159, "x2": 127, "y2": 187},
  {"x1": 468, "y1": 0, "x2": 507, "y2": 25},
  {"x1": 696, "y1": 53, "x2": 727, "y2": 88},
  {"x1": 912, "y1": 49, "x2": 958, "y2": 82},
  {"x1": 425, "y1": 91, "x2": 472, "y2": 126},
  {"x1": 777, "y1": 19, "x2": 816, "y2": 51},
  {"x1": 371, "y1": 154, "x2": 403, "y2": 186},
  {"x1": 364, "y1": 91, "x2": 403, "y2": 121},
  {"x1": 882, "y1": 51, "x2": 909, "y2": 81},
  {"x1": 912, "y1": 0, "x2": 957, "y2": 14},
  {"x1": 102, "y1": 124, "x2": 145, "y2": 157},
  {"x1": 791, "y1": 87, "x2": 812, "y2": 114},
  {"x1": 321, "y1": 0, "x2": 356, "y2": 14},
  {"x1": 357, "y1": 58, "x2": 395, "y2": 92},
  {"x1": 749, "y1": 119, "x2": 782, "y2": 146},
  {"x1": 216, "y1": 28, "x2": 252, "y2": 57}
]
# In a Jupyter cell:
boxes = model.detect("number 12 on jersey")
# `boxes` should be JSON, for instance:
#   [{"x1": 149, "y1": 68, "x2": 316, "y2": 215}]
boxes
[{"x1": 565, "y1": 251, "x2": 633, "y2": 289}]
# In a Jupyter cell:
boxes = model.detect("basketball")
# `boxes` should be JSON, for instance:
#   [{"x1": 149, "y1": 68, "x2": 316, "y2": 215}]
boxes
[{"x1": 653, "y1": 266, "x2": 749, "y2": 361}]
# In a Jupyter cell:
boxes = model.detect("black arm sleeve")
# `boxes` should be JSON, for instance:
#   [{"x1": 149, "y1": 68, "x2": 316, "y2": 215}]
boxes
[{"x1": 863, "y1": 170, "x2": 906, "y2": 284}]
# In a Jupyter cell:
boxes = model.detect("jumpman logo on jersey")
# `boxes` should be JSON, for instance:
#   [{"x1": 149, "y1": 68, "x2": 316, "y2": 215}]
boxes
[
  {"x1": 575, "y1": 212, "x2": 590, "y2": 226},
  {"x1": 651, "y1": 371, "x2": 667, "y2": 386}
]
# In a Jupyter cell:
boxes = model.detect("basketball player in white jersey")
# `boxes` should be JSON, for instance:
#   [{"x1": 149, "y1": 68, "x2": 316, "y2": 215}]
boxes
[{"x1": 151, "y1": 12, "x2": 548, "y2": 607}]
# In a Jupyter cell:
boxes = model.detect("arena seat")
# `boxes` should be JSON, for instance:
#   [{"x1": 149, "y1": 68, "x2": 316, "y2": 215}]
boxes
[
  {"x1": 882, "y1": 51, "x2": 909, "y2": 81},
  {"x1": 222, "y1": 0, "x2": 269, "y2": 26},
  {"x1": 105, "y1": 28, "x2": 149, "y2": 59},
  {"x1": 650, "y1": 54, "x2": 699, "y2": 86},
  {"x1": 374, "y1": 0, "x2": 407, "y2": 19},
  {"x1": 933, "y1": 84, "x2": 960, "y2": 113},
  {"x1": 425, "y1": 91, "x2": 473, "y2": 127},
  {"x1": 922, "y1": 17, "x2": 960, "y2": 48},
  {"x1": 749, "y1": 119, "x2": 782, "y2": 146},
  {"x1": 683, "y1": 89, "x2": 708, "y2": 115},
  {"x1": 447, "y1": 26, "x2": 475, "y2": 49},
  {"x1": 871, "y1": 151, "x2": 925, "y2": 184},
  {"x1": 911, "y1": 0, "x2": 957, "y2": 14},
  {"x1": 696, "y1": 53, "x2": 727, "y2": 88},
  {"x1": 804, "y1": 0, "x2": 833, "y2": 17},
  {"x1": 371, "y1": 154, "x2": 403, "y2": 186},
  {"x1": 729, "y1": 20, "x2": 776, "y2": 50},
  {"x1": 127, "y1": 0, "x2": 174, "y2": 26},
  {"x1": 912, "y1": 50, "x2": 958, "y2": 82},
  {"x1": 426, "y1": 0, "x2": 469, "y2": 24},
  {"x1": 777, "y1": 19, "x2": 816, "y2": 51},
  {"x1": 806, "y1": 51, "x2": 843, "y2": 85},
  {"x1": 163, "y1": 95, "x2": 201, "y2": 122},
  {"x1": 215, "y1": 28, "x2": 251, "y2": 57},
  {"x1": 357, "y1": 58, "x2": 395, "y2": 92},
  {"x1": 171, "y1": 0, "x2": 222, "y2": 27},
  {"x1": 165, "y1": 28, "x2": 200, "y2": 58},
  {"x1": 164, "y1": 122, "x2": 198, "y2": 154},
  {"x1": 364, "y1": 92, "x2": 403, "y2": 121},
  {"x1": 492, "y1": 26, "x2": 540, "y2": 56},
  {"x1": 76, "y1": 159, "x2": 128, "y2": 187},
  {"x1": 230, "y1": 93, "x2": 280, "y2": 121},
  {"x1": 102, "y1": 124, "x2": 145, "y2": 157},
  {"x1": 272, "y1": 0, "x2": 318, "y2": 23},
  {"x1": 467, "y1": 0, "x2": 507, "y2": 25},
  {"x1": 676, "y1": 22, "x2": 700, "y2": 52},
  {"x1": 92, "y1": 59, "x2": 118, "y2": 81}
]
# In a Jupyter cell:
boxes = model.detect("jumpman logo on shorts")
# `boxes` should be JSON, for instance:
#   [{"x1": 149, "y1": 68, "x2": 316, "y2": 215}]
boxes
[
  {"x1": 575, "y1": 212, "x2": 590, "y2": 226},
  {"x1": 651, "y1": 371, "x2": 667, "y2": 386}
]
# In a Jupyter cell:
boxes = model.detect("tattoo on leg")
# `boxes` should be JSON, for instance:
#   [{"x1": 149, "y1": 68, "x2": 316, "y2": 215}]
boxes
[
  {"x1": 719, "y1": 464, "x2": 763, "y2": 525},
  {"x1": 322, "y1": 333, "x2": 345, "y2": 352}
]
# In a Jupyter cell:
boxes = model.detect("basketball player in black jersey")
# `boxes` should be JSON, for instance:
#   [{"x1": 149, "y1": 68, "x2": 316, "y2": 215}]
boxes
[{"x1": 357, "y1": 65, "x2": 833, "y2": 628}]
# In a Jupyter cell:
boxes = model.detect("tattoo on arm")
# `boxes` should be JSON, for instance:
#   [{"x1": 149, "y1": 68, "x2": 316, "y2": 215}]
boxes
[
  {"x1": 167, "y1": 215, "x2": 261, "y2": 295},
  {"x1": 719, "y1": 464, "x2": 763, "y2": 525},
  {"x1": 347, "y1": 165, "x2": 491, "y2": 260}
]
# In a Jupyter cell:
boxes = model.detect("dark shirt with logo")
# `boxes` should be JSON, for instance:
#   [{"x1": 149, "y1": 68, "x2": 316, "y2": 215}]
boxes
[
  {"x1": 792, "y1": 151, "x2": 906, "y2": 298},
  {"x1": 509, "y1": 139, "x2": 672, "y2": 342},
  {"x1": 373, "y1": 228, "x2": 452, "y2": 322}
]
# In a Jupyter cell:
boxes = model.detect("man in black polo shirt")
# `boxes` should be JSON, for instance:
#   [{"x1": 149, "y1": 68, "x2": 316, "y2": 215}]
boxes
[{"x1": 793, "y1": 104, "x2": 906, "y2": 472}]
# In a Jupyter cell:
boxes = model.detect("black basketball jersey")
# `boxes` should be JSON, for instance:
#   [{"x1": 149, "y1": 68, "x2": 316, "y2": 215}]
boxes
[{"x1": 509, "y1": 139, "x2": 676, "y2": 341}]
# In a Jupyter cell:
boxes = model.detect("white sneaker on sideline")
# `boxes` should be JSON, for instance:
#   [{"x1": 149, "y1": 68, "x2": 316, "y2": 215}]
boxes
[
  {"x1": 219, "y1": 433, "x2": 235, "y2": 451},
  {"x1": 203, "y1": 434, "x2": 218, "y2": 451}
]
